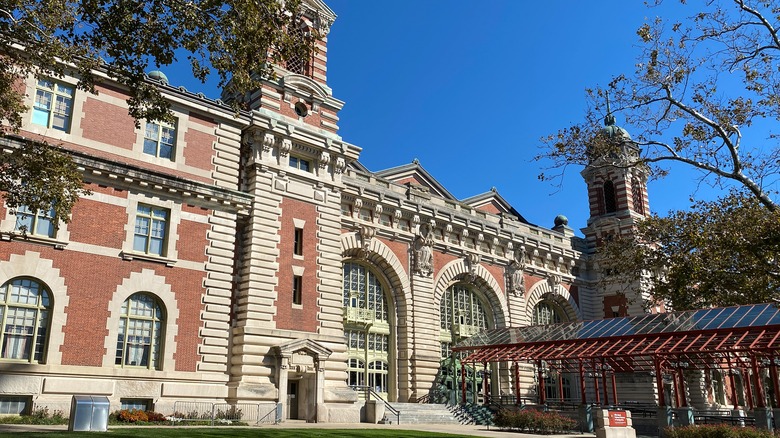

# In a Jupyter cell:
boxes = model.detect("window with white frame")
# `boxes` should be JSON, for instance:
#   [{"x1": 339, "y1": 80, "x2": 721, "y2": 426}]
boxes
[
  {"x1": 289, "y1": 156, "x2": 311, "y2": 172},
  {"x1": 0, "y1": 278, "x2": 51, "y2": 363},
  {"x1": 0, "y1": 396, "x2": 31, "y2": 415},
  {"x1": 143, "y1": 121, "x2": 176, "y2": 160},
  {"x1": 32, "y1": 79, "x2": 74, "y2": 132},
  {"x1": 115, "y1": 293, "x2": 164, "y2": 370},
  {"x1": 14, "y1": 205, "x2": 56, "y2": 237},
  {"x1": 133, "y1": 204, "x2": 169, "y2": 256}
]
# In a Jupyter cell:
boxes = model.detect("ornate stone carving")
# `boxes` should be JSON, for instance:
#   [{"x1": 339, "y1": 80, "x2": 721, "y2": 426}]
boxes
[
  {"x1": 508, "y1": 247, "x2": 527, "y2": 296},
  {"x1": 335, "y1": 157, "x2": 346, "y2": 174},
  {"x1": 319, "y1": 151, "x2": 331, "y2": 169},
  {"x1": 547, "y1": 274, "x2": 562, "y2": 289},
  {"x1": 358, "y1": 225, "x2": 375, "y2": 259},
  {"x1": 280, "y1": 138, "x2": 292, "y2": 157},
  {"x1": 413, "y1": 224, "x2": 434, "y2": 277},
  {"x1": 465, "y1": 253, "x2": 481, "y2": 281},
  {"x1": 263, "y1": 132, "x2": 276, "y2": 153}
]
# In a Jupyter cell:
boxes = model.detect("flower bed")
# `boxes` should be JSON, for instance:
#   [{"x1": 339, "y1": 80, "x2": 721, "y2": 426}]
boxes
[{"x1": 494, "y1": 408, "x2": 577, "y2": 434}]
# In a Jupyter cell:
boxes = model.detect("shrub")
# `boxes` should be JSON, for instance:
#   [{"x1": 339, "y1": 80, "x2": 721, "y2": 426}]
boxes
[
  {"x1": 0, "y1": 407, "x2": 68, "y2": 425},
  {"x1": 495, "y1": 408, "x2": 577, "y2": 434},
  {"x1": 664, "y1": 425, "x2": 776, "y2": 438},
  {"x1": 111, "y1": 409, "x2": 167, "y2": 424}
]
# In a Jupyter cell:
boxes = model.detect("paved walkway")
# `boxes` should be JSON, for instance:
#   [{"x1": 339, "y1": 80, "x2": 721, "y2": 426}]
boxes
[{"x1": 0, "y1": 422, "x2": 596, "y2": 437}]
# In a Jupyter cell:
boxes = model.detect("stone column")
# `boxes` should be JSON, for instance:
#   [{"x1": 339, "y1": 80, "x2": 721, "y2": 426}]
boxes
[
  {"x1": 408, "y1": 272, "x2": 439, "y2": 401},
  {"x1": 315, "y1": 360, "x2": 327, "y2": 422},
  {"x1": 277, "y1": 355, "x2": 290, "y2": 420}
]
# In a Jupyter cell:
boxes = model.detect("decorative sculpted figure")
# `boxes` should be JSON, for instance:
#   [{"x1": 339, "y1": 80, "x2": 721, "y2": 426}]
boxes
[
  {"x1": 509, "y1": 247, "x2": 527, "y2": 295},
  {"x1": 414, "y1": 225, "x2": 434, "y2": 276}
]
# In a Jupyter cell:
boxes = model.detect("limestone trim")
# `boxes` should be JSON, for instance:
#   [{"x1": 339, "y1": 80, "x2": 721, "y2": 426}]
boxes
[
  {"x1": 340, "y1": 233, "x2": 411, "y2": 304},
  {"x1": 524, "y1": 279, "x2": 582, "y2": 324},
  {"x1": 433, "y1": 258, "x2": 508, "y2": 329},
  {"x1": 102, "y1": 269, "x2": 180, "y2": 371},
  {"x1": 0, "y1": 251, "x2": 69, "y2": 365}
]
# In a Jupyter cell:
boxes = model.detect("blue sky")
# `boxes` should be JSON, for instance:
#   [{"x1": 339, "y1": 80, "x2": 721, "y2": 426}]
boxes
[
  {"x1": 323, "y1": 0, "x2": 696, "y2": 233},
  {"x1": 170, "y1": 1, "x2": 720, "y2": 235}
]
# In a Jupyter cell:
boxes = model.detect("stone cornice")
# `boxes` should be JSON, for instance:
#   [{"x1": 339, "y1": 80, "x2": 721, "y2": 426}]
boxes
[{"x1": 0, "y1": 136, "x2": 252, "y2": 215}]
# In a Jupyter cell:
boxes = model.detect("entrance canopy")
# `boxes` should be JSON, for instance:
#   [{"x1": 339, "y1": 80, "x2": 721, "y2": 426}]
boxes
[{"x1": 453, "y1": 303, "x2": 780, "y2": 373}]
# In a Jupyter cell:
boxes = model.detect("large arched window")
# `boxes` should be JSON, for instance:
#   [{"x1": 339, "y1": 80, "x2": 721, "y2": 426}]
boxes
[
  {"x1": 0, "y1": 278, "x2": 51, "y2": 363},
  {"x1": 440, "y1": 284, "x2": 490, "y2": 356},
  {"x1": 115, "y1": 293, "x2": 165, "y2": 370},
  {"x1": 533, "y1": 300, "x2": 566, "y2": 325},
  {"x1": 343, "y1": 263, "x2": 391, "y2": 397},
  {"x1": 533, "y1": 298, "x2": 571, "y2": 401}
]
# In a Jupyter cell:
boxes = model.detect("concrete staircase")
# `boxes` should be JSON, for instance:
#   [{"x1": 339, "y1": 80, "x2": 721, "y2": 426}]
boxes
[{"x1": 387, "y1": 402, "x2": 461, "y2": 424}]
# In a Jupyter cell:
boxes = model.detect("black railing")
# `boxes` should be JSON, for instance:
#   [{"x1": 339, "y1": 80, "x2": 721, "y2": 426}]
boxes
[{"x1": 350, "y1": 385, "x2": 400, "y2": 425}]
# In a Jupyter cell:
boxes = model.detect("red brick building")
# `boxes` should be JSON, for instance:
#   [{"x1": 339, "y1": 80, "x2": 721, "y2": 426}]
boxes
[{"x1": 0, "y1": 0, "x2": 697, "y2": 424}]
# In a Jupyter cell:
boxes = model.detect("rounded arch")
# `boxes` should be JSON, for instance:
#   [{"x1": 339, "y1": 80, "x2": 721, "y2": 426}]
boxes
[
  {"x1": 433, "y1": 258, "x2": 508, "y2": 329},
  {"x1": 340, "y1": 232, "x2": 412, "y2": 401},
  {"x1": 524, "y1": 279, "x2": 581, "y2": 325},
  {"x1": 0, "y1": 251, "x2": 68, "y2": 365},
  {"x1": 340, "y1": 233, "x2": 412, "y2": 319},
  {"x1": 102, "y1": 269, "x2": 179, "y2": 370}
]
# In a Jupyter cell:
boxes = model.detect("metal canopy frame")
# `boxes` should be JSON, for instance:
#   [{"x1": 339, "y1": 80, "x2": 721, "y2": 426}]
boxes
[{"x1": 453, "y1": 304, "x2": 780, "y2": 373}]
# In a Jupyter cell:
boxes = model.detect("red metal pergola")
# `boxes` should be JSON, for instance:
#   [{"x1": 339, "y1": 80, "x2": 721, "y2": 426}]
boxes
[{"x1": 452, "y1": 304, "x2": 780, "y2": 408}]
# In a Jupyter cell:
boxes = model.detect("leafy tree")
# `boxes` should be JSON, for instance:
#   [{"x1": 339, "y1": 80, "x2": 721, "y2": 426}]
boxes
[
  {"x1": 539, "y1": 0, "x2": 779, "y2": 211},
  {"x1": 0, "y1": 0, "x2": 317, "y2": 226},
  {"x1": 539, "y1": 1, "x2": 780, "y2": 308},
  {"x1": 602, "y1": 192, "x2": 779, "y2": 310}
]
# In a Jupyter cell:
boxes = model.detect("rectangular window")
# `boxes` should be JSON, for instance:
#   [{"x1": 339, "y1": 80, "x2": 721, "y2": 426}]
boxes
[
  {"x1": 120, "y1": 398, "x2": 151, "y2": 411},
  {"x1": 289, "y1": 156, "x2": 311, "y2": 172},
  {"x1": 0, "y1": 396, "x2": 30, "y2": 415},
  {"x1": 293, "y1": 228, "x2": 303, "y2": 256},
  {"x1": 292, "y1": 275, "x2": 302, "y2": 305},
  {"x1": 143, "y1": 121, "x2": 176, "y2": 160},
  {"x1": 133, "y1": 205, "x2": 169, "y2": 256},
  {"x1": 14, "y1": 205, "x2": 56, "y2": 237},
  {"x1": 32, "y1": 80, "x2": 74, "y2": 132}
]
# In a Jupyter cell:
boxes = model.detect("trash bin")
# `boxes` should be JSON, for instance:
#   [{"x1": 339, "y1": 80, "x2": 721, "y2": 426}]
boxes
[{"x1": 68, "y1": 395, "x2": 110, "y2": 432}]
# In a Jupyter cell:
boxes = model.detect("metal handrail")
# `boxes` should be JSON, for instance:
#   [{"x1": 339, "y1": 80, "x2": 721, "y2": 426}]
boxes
[{"x1": 350, "y1": 385, "x2": 400, "y2": 425}]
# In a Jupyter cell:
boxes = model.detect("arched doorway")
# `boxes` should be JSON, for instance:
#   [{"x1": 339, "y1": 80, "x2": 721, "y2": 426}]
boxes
[
  {"x1": 437, "y1": 283, "x2": 492, "y2": 404},
  {"x1": 533, "y1": 297, "x2": 573, "y2": 403},
  {"x1": 342, "y1": 262, "x2": 394, "y2": 400}
]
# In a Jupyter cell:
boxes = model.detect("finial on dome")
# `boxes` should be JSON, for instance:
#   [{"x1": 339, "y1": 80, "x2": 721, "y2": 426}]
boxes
[{"x1": 604, "y1": 91, "x2": 616, "y2": 127}]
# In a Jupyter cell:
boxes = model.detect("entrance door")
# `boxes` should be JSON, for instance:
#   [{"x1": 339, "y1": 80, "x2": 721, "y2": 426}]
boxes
[{"x1": 287, "y1": 381, "x2": 298, "y2": 419}]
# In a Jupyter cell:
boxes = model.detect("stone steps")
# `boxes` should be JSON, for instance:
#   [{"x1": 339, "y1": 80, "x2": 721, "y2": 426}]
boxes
[{"x1": 388, "y1": 402, "x2": 462, "y2": 425}]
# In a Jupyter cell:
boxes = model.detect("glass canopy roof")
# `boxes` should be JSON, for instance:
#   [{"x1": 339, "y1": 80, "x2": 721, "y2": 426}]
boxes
[{"x1": 454, "y1": 303, "x2": 780, "y2": 350}]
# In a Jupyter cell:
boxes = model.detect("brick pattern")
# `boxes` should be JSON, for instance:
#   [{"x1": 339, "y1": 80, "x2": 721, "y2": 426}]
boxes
[
  {"x1": 80, "y1": 98, "x2": 136, "y2": 150},
  {"x1": 274, "y1": 197, "x2": 319, "y2": 332}
]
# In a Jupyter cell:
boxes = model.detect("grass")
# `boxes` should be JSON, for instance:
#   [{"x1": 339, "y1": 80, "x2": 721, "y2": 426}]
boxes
[{"x1": 1, "y1": 428, "x2": 476, "y2": 438}]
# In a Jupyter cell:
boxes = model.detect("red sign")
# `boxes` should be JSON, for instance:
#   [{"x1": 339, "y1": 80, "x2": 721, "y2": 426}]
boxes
[{"x1": 608, "y1": 410, "x2": 627, "y2": 427}]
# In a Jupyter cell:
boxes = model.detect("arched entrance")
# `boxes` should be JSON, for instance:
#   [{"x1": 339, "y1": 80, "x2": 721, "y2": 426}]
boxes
[{"x1": 342, "y1": 262, "x2": 395, "y2": 400}]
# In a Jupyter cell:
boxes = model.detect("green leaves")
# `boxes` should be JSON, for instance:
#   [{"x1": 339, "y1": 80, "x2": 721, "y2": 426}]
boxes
[
  {"x1": 599, "y1": 192, "x2": 780, "y2": 310},
  {"x1": 0, "y1": 140, "x2": 91, "y2": 229}
]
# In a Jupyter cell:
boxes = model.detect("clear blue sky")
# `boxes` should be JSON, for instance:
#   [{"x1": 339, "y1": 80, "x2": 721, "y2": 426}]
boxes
[{"x1": 172, "y1": 1, "x2": 716, "y2": 235}]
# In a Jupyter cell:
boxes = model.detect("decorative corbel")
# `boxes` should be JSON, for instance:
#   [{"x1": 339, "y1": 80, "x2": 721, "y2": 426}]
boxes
[
  {"x1": 319, "y1": 151, "x2": 331, "y2": 170},
  {"x1": 465, "y1": 253, "x2": 481, "y2": 281},
  {"x1": 279, "y1": 138, "x2": 292, "y2": 157},
  {"x1": 358, "y1": 225, "x2": 376, "y2": 259},
  {"x1": 334, "y1": 157, "x2": 346, "y2": 174},
  {"x1": 547, "y1": 274, "x2": 562, "y2": 290}
]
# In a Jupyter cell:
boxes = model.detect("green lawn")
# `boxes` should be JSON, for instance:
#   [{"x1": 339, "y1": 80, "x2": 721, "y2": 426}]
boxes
[{"x1": 3, "y1": 428, "x2": 476, "y2": 438}]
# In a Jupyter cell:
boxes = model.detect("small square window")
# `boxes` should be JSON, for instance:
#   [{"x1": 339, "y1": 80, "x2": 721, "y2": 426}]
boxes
[
  {"x1": 293, "y1": 228, "x2": 304, "y2": 256},
  {"x1": 133, "y1": 204, "x2": 169, "y2": 256},
  {"x1": 32, "y1": 80, "x2": 74, "y2": 132},
  {"x1": 14, "y1": 205, "x2": 56, "y2": 237},
  {"x1": 289, "y1": 156, "x2": 311, "y2": 172},
  {"x1": 292, "y1": 275, "x2": 302, "y2": 305},
  {"x1": 143, "y1": 121, "x2": 176, "y2": 160}
]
